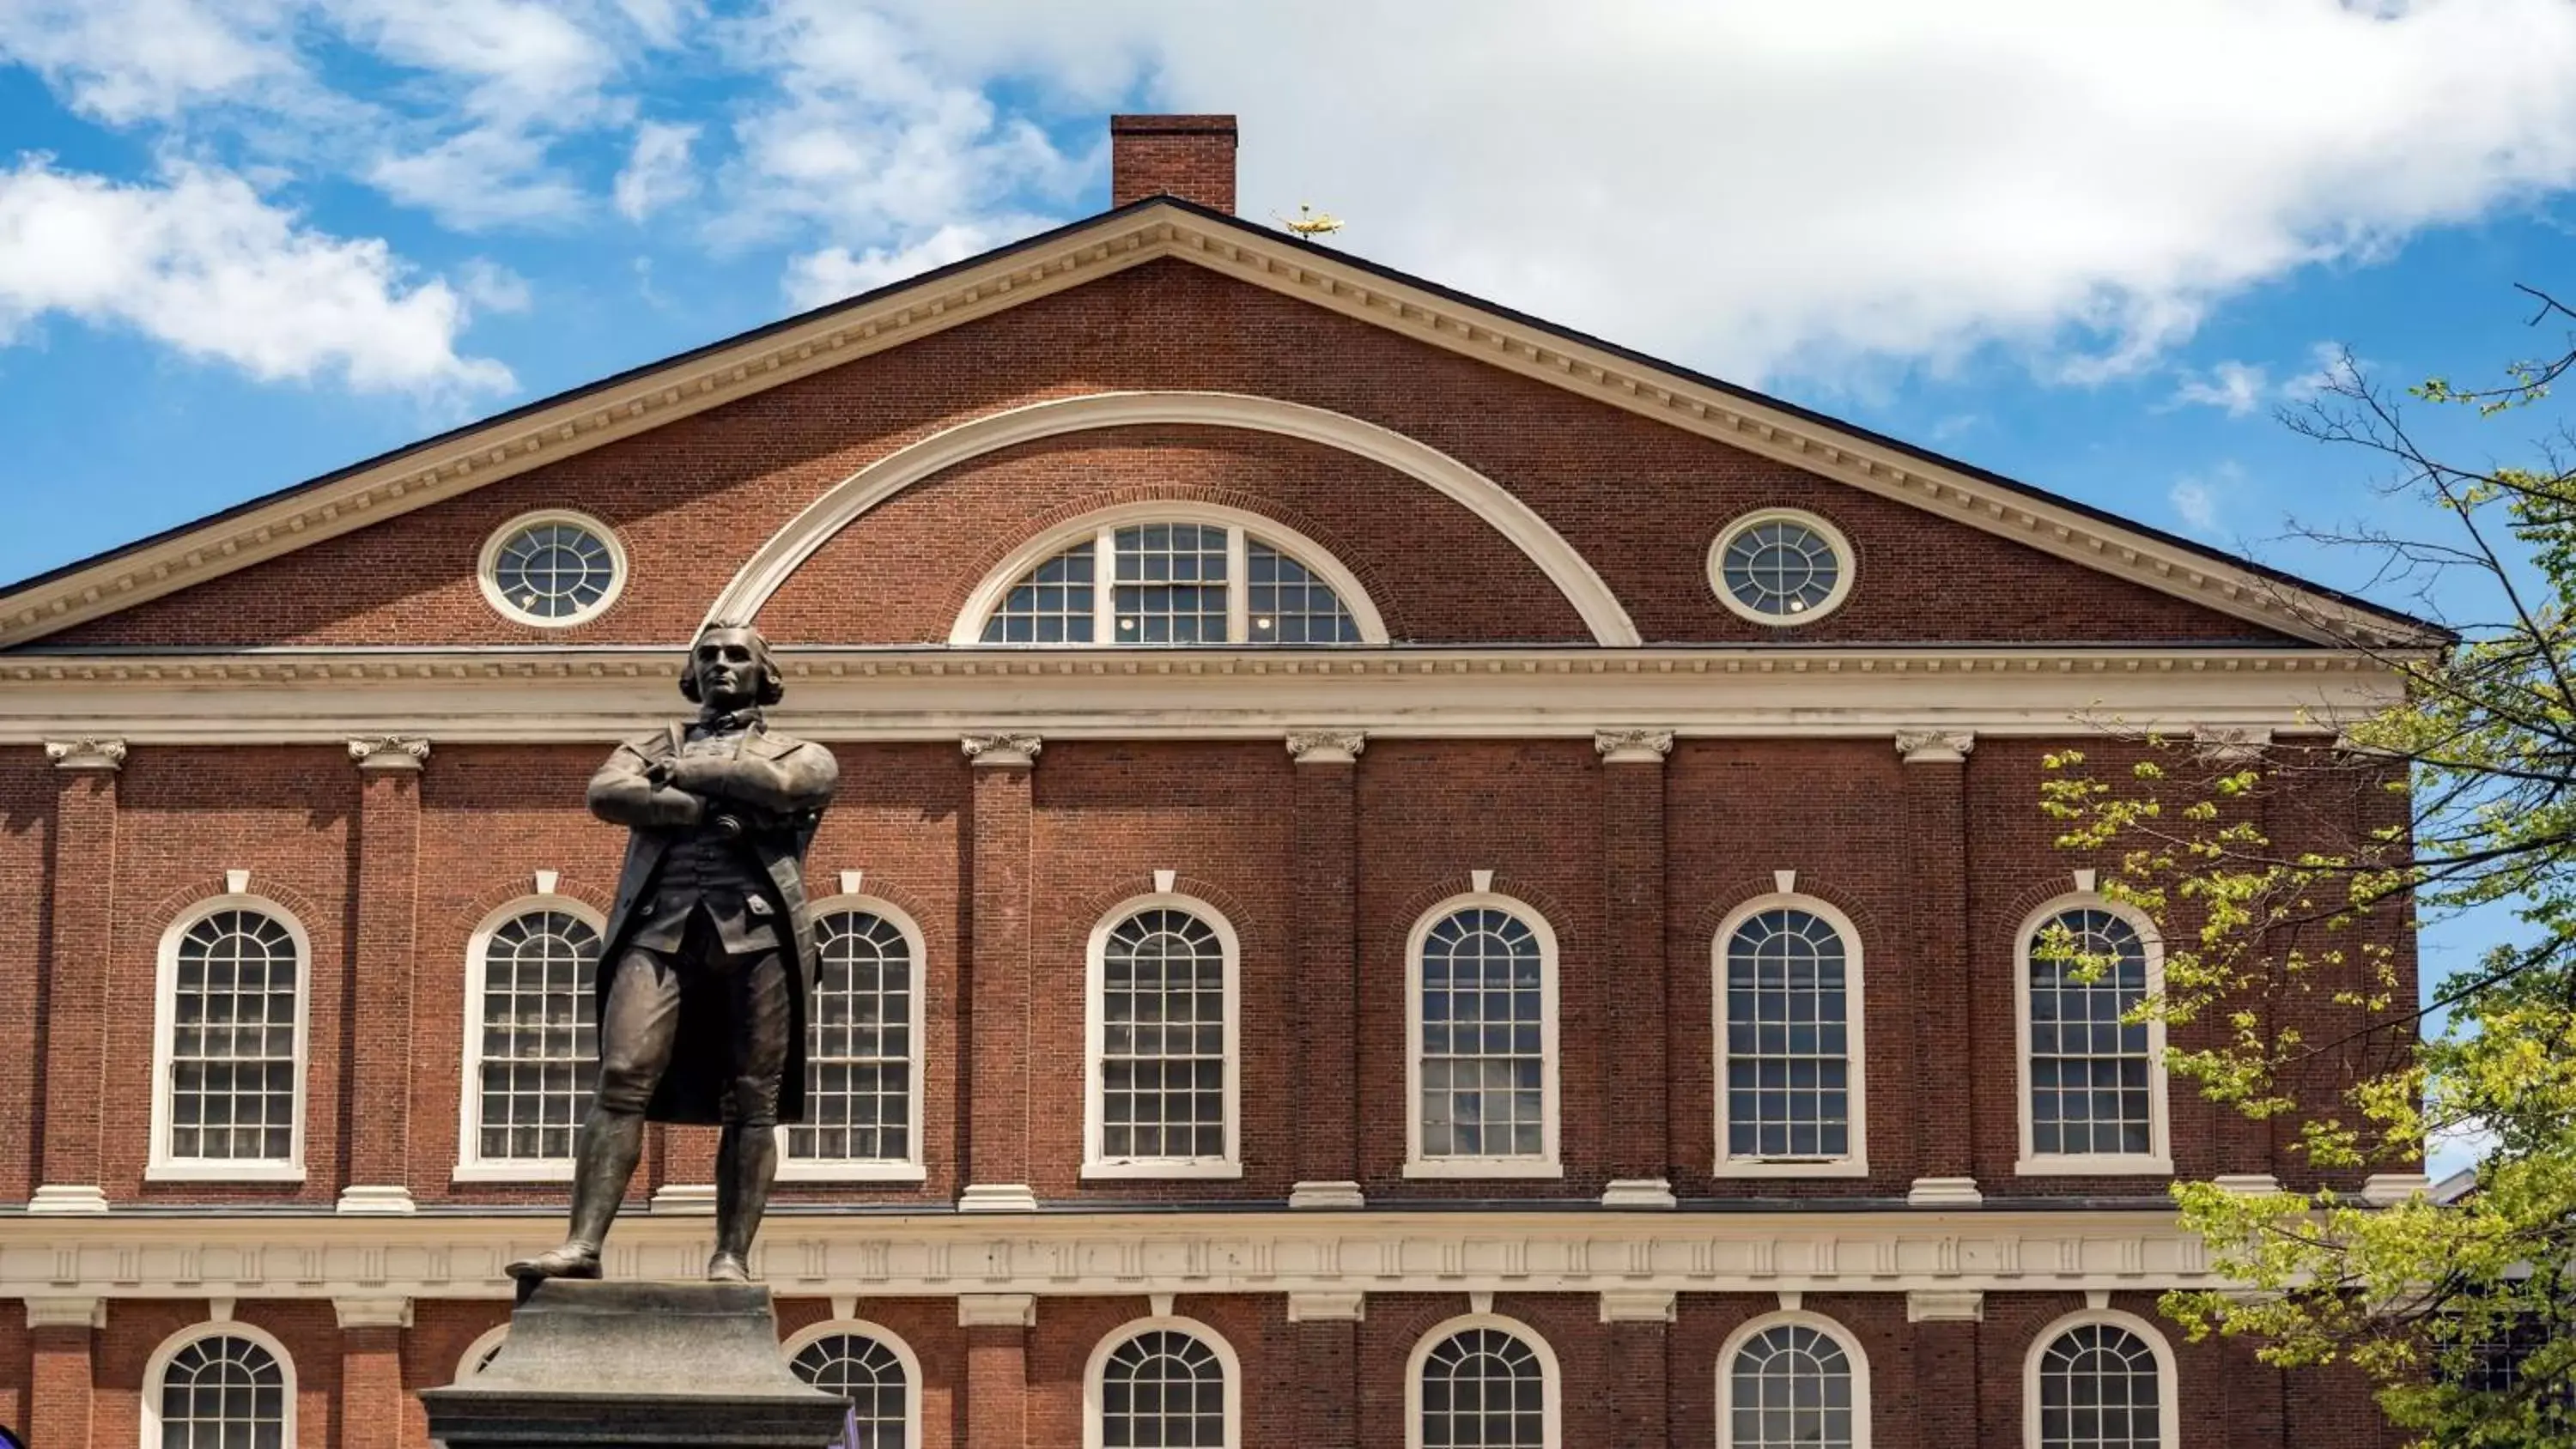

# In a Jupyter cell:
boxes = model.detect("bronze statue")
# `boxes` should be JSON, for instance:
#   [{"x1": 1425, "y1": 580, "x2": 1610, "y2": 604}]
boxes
[{"x1": 510, "y1": 623, "x2": 838, "y2": 1285}]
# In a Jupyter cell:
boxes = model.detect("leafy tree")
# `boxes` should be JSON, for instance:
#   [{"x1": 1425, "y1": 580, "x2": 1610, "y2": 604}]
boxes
[{"x1": 2040, "y1": 288, "x2": 2576, "y2": 1445}]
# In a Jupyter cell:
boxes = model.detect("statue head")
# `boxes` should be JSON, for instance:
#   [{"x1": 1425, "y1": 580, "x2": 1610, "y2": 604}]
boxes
[{"x1": 679, "y1": 622, "x2": 785, "y2": 711}]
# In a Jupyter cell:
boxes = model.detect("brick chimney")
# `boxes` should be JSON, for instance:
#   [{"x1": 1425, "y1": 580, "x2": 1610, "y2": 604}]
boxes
[{"x1": 1109, "y1": 113, "x2": 1237, "y2": 213}]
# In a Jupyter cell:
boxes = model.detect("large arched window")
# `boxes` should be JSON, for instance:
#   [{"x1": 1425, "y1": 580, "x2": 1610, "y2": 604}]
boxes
[
  {"x1": 1084, "y1": 1317, "x2": 1241, "y2": 1449},
  {"x1": 1719, "y1": 1313, "x2": 1872, "y2": 1448},
  {"x1": 954, "y1": 503, "x2": 1388, "y2": 646},
  {"x1": 1406, "y1": 1314, "x2": 1559, "y2": 1449},
  {"x1": 2024, "y1": 1311, "x2": 2178, "y2": 1449},
  {"x1": 784, "y1": 900, "x2": 927, "y2": 1182},
  {"x1": 1715, "y1": 896, "x2": 1867, "y2": 1177},
  {"x1": 150, "y1": 896, "x2": 311, "y2": 1181},
  {"x1": 457, "y1": 898, "x2": 605, "y2": 1181},
  {"x1": 1407, "y1": 894, "x2": 1560, "y2": 1178},
  {"x1": 143, "y1": 1323, "x2": 295, "y2": 1449},
  {"x1": 785, "y1": 1320, "x2": 921, "y2": 1449},
  {"x1": 2016, "y1": 897, "x2": 2170, "y2": 1175},
  {"x1": 1086, "y1": 896, "x2": 1241, "y2": 1178}
]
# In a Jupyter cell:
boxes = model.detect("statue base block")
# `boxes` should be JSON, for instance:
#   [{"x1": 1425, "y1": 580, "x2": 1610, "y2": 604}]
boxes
[{"x1": 422, "y1": 1281, "x2": 849, "y2": 1449}]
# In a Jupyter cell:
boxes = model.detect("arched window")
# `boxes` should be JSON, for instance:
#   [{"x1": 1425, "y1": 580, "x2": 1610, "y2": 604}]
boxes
[
  {"x1": 458, "y1": 1324, "x2": 509, "y2": 1380},
  {"x1": 1406, "y1": 1316, "x2": 1559, "y2": 1449},
  {"x1": 1407, "y1": 895, "x2": 1559, "y2": 1177},
  {"x1": 151, "y1": 898, "x2": 310, "y2": 1180},
  {"x1": 144, "y1": 1325, "x2": 295, "y2": 1449},
  {"x1": 1715, "y1": 898, "x2": 1867, "y2": 1177},
  {"x1": 1085, "y1": 1318, "x2": 1241, "y2": 1449},
  {"x1": 458, "y1": 900, "x2": 605, "y2": 1180},
  {"x1": 956, "y1": 504, "x2": 1388, "y2": 647},
  {"x1": 1086, "y1": 898, "x2": 1241, "y2": 1178},
  {"x1": 1719, "y1": 1313, "x2": 1872, "y2": 1448},
  {"x1": 2017, "y1": 898, "x2": 2169, "y2": 1174},
  {"x1": 784, "y1": 901, "x2": 927, "y2": 1182},
  {"x1": 785, "y1": 1321, "x2": 920, "y2": 1449},
  {"x1": 2024, "y1": 1312, "x2": 2178, "y2": 1449}
]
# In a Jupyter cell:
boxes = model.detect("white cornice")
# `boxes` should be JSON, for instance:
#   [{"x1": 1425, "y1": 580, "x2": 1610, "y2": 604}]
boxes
[
  {"x1": 0, "y1": 1209, "x2": 2215, "y2": 1300},
  {"x1": 0, "y1": 646, "x2": 2404, "y2": 745},
  {"x1": 0, "y1": 204, "x2": 2434, "y2": 653}
]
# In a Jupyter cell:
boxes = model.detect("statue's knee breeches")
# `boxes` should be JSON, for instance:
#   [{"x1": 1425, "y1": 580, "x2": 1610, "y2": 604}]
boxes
[
  {"x1": 726, "y1": 949, "x2": 793, "y2": 1128},
  {"x1": 593, "y1": 947, "x2": 683, "y2": 1115}
]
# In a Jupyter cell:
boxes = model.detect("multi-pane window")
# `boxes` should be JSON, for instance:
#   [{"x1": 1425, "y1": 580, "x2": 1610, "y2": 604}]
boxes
[
  {"x1": 789, "y1": 1331, "x2": 912, "y2": 1449},
  {"x1": 978, "y1": 519, "x2": 1365, "y2": 646},
  {"x1": 1418, "y1": 1327, "x2": 1547, "y2": 1449},
  {"x1": 1417, "y1": 907, "x2": 1549, "y2": 1162},
  {"x1": 1716, "y1": 512, "x2": 1845, "y2": 620},
  {"x1": 486, "y1": 514, "x2": 621, "y2": 624},
  {"x1": 156, "y1": 1333, "x2": 289, "y2": 1449},
  {"x1": 2033, "y1": 1323, "x2": 2162, "y2": 1449},
  {"x1": 1097, "y1": 1329, "x2": 1230, "y2": 1448},
  {"x1": 791, "y1": 912, "x2": 915, "y2": 1166},
  {"x1": 2026, "y1": 907, "x2": 2155, "y2": 1158},
  {"x1": 166, "y1": 908, "x2": 301, "y2": 1164},
  {"x1": 1097, "y1": 908, "x2": 1230, "y2": 1164},
  {"x1": 474, "y1": 909, "x2": 602, "y2": 1163},
  {"x1": 1726, "y1": 1323, "x2": 1859, "y2": 1448},
  {"x1": 1722, "y1": 908, "x2": 1854, "y2": 1162}
]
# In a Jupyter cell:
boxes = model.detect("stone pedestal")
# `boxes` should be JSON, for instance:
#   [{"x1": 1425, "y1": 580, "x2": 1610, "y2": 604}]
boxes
[{"x1": 422, "y1": 1282, "x2": 848, "y2": 1448}]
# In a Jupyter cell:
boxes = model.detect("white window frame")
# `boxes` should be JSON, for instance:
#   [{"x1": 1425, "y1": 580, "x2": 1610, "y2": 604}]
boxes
[
  {"x1": 2014, "y1": 894, "x2": 2172, "y2": 1177},
  {"x1": 1083, "y1": 1313, "x2": 1243, "y2": 1449},
  {"x1": 781, "y1": 895, "x2": 930, "y2": 1183},
  {"x1": 1404, "y1": 1312, "x2": 1561, "y2": 1449},
  {"x1": 781, "y1": 1318, "x2": 924, "y2": 1444},
  {"x1": 1706, "y1": 507, "x2": 1857, "y2": 627},
  {"x1": 477, "y1": 507, "x2": 629, "y2": 629},
  {"x1": 1406, "y1": 892, "x2": 1562, "y2": 1179},
  {"x1": 1084, "y1": 893, "x2": 1243, "y2": 1179},
  {"x1": 457, "y1": 1324, "x2": 510, "y2": 1380},
  {"x1": 148, "y1": 894, "x2": 313, "y2": 1184},
  {"x1": 454, "y1": 894, "x2": 609, "y2": 1184},
  {"x1": 1712, "y1": 894, "x2": 1869, "y2": 1179},
  {"x1": 950, "y1": 500, "x2": 1391, "y2": 646},
  {"x1": 142, "y1": 1320, "x2": 299, "y2": 1448},
  {"x1": 1716, "y1": 1309, "x2": 1874, "y2": 1448},
  {"x1": 2022, "y1": 1307, "x2": 2181, "y2": 1449}
]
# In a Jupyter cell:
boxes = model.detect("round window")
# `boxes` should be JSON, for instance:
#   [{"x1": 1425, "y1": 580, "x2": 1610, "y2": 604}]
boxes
[
  {"x1": 1710, "y1": 510, "x2": 1853, "y2": 624},
  {"x1": 479, "y1": 512, "x2": 625, "y2": 627}
]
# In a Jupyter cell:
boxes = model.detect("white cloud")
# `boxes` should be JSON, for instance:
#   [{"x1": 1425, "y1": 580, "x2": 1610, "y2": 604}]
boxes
[
  {"x1": 0, "y1": 0, "x2": 306, "y2": 123},
  {"x1": 2169, "y1": 478, "x2": 2220, "y2": 533},
  {"x1": 2171, "y1": 360, "x2": 2272, "y2": 416},
  {"x1": 782, "y1": 215, "x2": 1042, "y2": 308},
  {"x1": 614, "y1": 120, "x2": 699, "y2": 221},
  {"x1": 0, "y1": 158, "x2": 513, "y2": 394}
]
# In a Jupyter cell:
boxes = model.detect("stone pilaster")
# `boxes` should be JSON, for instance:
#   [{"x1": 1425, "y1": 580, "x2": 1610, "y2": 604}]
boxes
[
  {"x1": 34, "y1": 739, "x2": 123, "y2": 1215},
  {"x1": 1898, "y1": 731, "x2": 1980, "y2": 1206},
  {"x1": 1598, "y1": 731, "x2": 1674, "y2": 1208},
  {"x1": 343, "y1": 737, "x2": 428, "y2": 1214},
  {"x1": 1287, "y1": 731, "x2": 1364, "y2": 1210},
  {"x1": 960, "y1": 735, "x2": 1040, "y2": 1212}
]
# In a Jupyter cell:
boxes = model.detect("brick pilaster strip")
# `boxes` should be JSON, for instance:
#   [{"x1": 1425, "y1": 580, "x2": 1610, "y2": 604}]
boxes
[
  {"x1": 958, "y1": 1294, "x2": 1033, "y2": 1449},
  {"x1": 26, "y1": 1297, "x2": 100, "y2": 1449},
  {"x1": 1899, "y1": 731, "x2": 1976, "y2": 1194},
  {"x1": 1597, "y1": 731, "x2": 1673, "y2": 1203},
  {"x1": 337, "y1": 1323, "x2": 408, "y2": 1449},
  {"x1": 1288, "y1": 732, "x2": 1363, "y2": 1203},
  {"x1": 344, "y1": 737, "x2": 427, "y2": 1210},
  {"x1": 961, "y1": 736, "x2": 1039, "y2": 1208},
  {"x1": 37, "y1": 740, "x2": 122, "y2": 1210},
  {"x1": 1608, "y1": 1319, "x2": 1670, "y2": 1449}
]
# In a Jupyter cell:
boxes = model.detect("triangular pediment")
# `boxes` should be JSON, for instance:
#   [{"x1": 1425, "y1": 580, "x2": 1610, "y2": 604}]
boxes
[{"x1": 0, "y1": 198, "x2": 2435, "y2": 651}]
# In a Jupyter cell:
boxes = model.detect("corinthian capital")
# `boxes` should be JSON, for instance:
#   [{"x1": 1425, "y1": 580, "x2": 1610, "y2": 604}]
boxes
[
  {"x1": 1893, "y1": 731, "x2": 1976, "y2": 764},
  {"x1": 961, "y1": 733, "x2": 1042, "y2": 768},
  {"x1": 347, "y1": 736, "x2": 431, "y2": 771},
  {"x1": 1285, "y1": 731, "x2": 1367, "y2": 764},
  {"x1": 45, "y1": 737, "x2": 126, "y2": 772},
  {"x1": 1594, "y1": 730, "x2": 1675, "y2": 764}
]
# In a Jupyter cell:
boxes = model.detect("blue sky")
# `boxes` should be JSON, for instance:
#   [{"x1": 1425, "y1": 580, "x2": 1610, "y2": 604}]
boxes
[{"x1": 3, "y1": 3, "x2": 2573, "y2": 1167}]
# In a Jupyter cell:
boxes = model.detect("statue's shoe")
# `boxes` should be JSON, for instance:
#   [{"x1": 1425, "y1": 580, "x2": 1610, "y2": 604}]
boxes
[
  {"x1": 705, "y1": 1252, "x2": 752, "y2": 1284},
  {"x1": 506, "y1": 1246, "x2": 603, "y2": 1282}
]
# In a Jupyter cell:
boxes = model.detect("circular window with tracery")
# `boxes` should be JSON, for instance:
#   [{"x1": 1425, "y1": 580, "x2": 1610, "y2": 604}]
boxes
[
  {"x1": 479, "y1": 511, "x2": 626, "y2": 627},
  {"x1": 1709, "y1": 510, "x2": 1853, "y2": 624}
]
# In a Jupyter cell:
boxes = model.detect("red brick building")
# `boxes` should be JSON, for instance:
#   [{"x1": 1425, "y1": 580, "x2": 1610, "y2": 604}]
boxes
[{"x1": 0, "y1": 115, "x2": 2433, "y2": 1448}]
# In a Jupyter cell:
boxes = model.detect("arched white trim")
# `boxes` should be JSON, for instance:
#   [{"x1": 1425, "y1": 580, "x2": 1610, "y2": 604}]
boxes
[
  {"x1": 1404, "y1": 892, "x2": 1562, "y2": 1179},
  {"x1": 2014, "y1": 894, "x2": 2172, "y2": 1177},
  {"x1": 1082, "y1": 1313, "x2": 1243, "y2": 1449},
  {"x1": 1712, "y1": 894, "x2": 1869, "y2": 1179},
  {"x1": 781, "y1": 1318, "x2": 926, "y2": 1444},
  {"x1": 1716, "y1": 1309, "x2": 1875, "y2": 1448},
  {"x1": 455, "y1": 1323, "x2": 510, "y2": 1381},
  {"x1": 141, "y1": 1320, "x2": 299, "y2": 1448},
  {"x1": 781, "y1": 895, "x2": 930, "y2": 1182},
  {"x1": 949, "y1": 499, "x2": 1392, "y2": 646},
  {"x1": 1707, "y1": 507, "x2": 1857, "y2": 627},
  {"x1": 455, "y1": 894, "x2": 611, "y2": 1184},
  {"x1": 477, "y1": 508, "x2": 629, "y2": 629},
  {"x1": 148, "y1": 894, "x2": 313, "y2": 1183},
  {"x1": 1404, "y1": 1312, "x2": 1562, "y2": 1449},
  {"x1": 2021, "y1": 1307, "x2": 2181, "y2": 1449},
  {"x1": 707, "y1": 391, "x2": 1642, "y2": 646},
  {"x1": 1084, "y1": 893, "x2": 1243, "y2": 1179}
]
